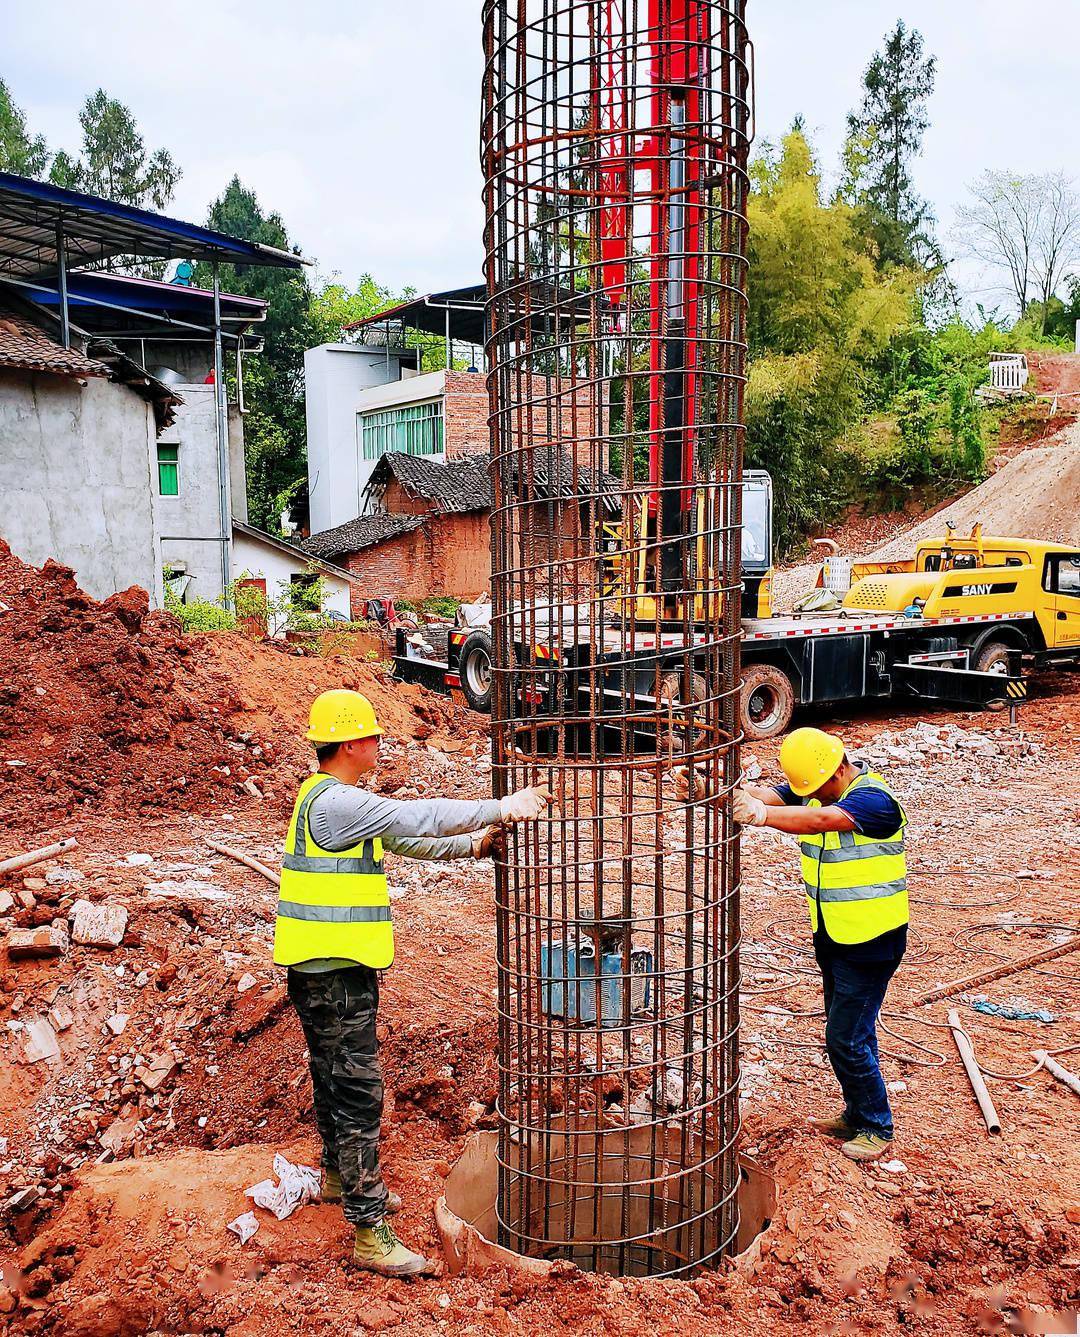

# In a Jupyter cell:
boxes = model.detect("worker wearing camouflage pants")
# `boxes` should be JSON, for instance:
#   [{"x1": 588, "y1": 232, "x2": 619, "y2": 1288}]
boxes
[
  {"x1": 274, "y1": 690, "x2": 550, "y2": 1277},
  {"x1": 287, "y1": 964, "x2": 387, "y2": 1225}
]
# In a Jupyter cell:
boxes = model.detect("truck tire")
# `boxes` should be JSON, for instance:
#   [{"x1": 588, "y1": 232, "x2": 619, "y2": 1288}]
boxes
[
  {"x1": 740, "y1": 664, "x2": 795, "y2": 741},
  {"x1": 458, "y1": 631, "x2": 494, "y2": 713},
  {"x1": 973, "y1": 640, "x2": 1012, "y2": 676},
  {"x1": 658, "y1": 670, "x2": 708, "y2": 754}
]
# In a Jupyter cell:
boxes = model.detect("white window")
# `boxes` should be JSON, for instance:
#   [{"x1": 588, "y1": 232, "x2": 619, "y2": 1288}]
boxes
[{"x1": 360, "y1": 400, "x2": 444, "y2": 460}]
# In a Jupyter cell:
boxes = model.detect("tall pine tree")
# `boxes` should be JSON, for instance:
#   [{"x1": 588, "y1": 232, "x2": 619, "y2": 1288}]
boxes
[
  {"x1": 846, "y1": 21, "x2": 938, "y2": 270},
  {"x1": 195, "y1": 178, "x2": 317, "y2": 531},
  {"x1": 0, "y1": 78, "x2": 49, "y2": 177},
  {"x1": 49, "y1": 89, "x2": 179, "y2": 210}
]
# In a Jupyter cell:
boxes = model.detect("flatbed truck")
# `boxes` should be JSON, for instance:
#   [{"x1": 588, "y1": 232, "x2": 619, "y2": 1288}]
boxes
[{"x1": 393, "y1": 487, "x2": 1080, "y2": 741}]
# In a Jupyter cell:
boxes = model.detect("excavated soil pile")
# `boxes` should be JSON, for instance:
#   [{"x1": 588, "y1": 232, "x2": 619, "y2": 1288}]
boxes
[{"x1": 0, "y1": 543, "x2": 480, "y2": 829}]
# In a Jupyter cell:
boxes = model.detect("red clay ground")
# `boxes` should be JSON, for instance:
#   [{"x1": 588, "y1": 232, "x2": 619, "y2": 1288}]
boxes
[{"x1": 0, "y1": 556, "x2": 1078, "y2": 1335}]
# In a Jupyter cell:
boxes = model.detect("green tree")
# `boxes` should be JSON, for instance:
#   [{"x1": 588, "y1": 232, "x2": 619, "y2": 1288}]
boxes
[
  {"x1": 846, "y1": 21, "x2": 938, "y2": 269},
  {"x1": 194, "y1": 177, "x2": 317, "y2": 531},
  {"x1": 0, "y1": 77, "x2": 49, "y2": 176},
  {"x1": 745, "y1": 130, "x2": 920, "y2": 548},
  {"x1": 310, "y1": 274, "x2": 399, "y2": 342},
  {"x1": 49, "y1": 89, "x2": 179, "y2": 210}
]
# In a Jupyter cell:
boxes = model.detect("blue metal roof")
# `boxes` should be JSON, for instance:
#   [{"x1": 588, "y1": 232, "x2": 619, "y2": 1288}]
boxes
[
  {"x1": 24, "y1": 269, "x2": 267, "y2": 328},
  {"x1": 0, "y1": 171, "x2": 306, "y2": 279}
]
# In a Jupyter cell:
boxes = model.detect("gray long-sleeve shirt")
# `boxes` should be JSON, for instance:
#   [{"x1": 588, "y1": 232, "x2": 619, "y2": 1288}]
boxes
[{"x1": 291, "y1": 779, "x2": 502, "y2": 974}]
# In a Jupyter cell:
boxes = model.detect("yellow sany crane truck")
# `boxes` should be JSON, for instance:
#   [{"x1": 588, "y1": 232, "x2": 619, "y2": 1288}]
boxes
[{"x1": 396, "y1": 475, "x2": 1080, "y2": 740}]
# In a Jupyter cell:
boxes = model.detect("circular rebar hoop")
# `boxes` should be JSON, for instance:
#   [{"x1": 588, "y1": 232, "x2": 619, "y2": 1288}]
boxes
[{"x1": 481, "y1": 0, "x2": 751, "y2": 1277}]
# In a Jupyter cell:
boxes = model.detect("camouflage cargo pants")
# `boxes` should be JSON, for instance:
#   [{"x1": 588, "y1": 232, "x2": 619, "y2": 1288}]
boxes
[{"x1": 286, "y1": 964, "x2": 387, "y2": 1226}]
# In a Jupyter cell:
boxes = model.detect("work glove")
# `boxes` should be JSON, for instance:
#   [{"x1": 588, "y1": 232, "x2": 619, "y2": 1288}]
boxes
[
  {"x1": 732, "y1": 787, "x2": 768, "y2": 826},
  {"x1": 672, "y1": 765, "x2": 708, "y2": 803},
  {"x1": 472, "y1": 824, "x2": 507, "y2": 859},
  {"x1": 499, "y1": 784, "x2": 553, "y2": 823}
]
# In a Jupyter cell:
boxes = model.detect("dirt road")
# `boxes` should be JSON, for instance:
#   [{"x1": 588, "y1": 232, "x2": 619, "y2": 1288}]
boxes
[
  {"x1": 774, "y1": 393, "x2": 1080, "y2": 611},
  {"x1": 1, "y1": 543, "x2": 1077, "y2": 1333},
  {"x1": 2, "y1": 673, "x2": 1079, "y2": 1333}
]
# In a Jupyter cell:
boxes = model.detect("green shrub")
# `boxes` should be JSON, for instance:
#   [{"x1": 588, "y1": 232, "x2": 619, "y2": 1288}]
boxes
[
  {"x1": 165, "y1": 594, "x2": 236, "y2": 632},
  {"x1": 420, "y1": 596, "x2": 462, "y2": 619}
]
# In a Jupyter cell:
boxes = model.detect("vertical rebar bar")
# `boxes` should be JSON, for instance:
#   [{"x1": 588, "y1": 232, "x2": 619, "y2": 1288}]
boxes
[{"x1": 482, "y1": 0, "x2": 750, "y2": 1278}]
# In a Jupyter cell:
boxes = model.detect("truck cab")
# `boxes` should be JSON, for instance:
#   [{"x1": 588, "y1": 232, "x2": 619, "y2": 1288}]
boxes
[
  {"x1": 844, "y1": 528, "x2": 1080, "y2": 655},
  {"x1": 740, "y1": 470, "x2": 773, "y2": 618}
]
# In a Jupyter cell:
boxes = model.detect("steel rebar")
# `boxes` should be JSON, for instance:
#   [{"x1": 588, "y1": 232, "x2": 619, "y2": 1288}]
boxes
[{"x1": 481, "y1": 0, "x2": 750, "y2": 1277}]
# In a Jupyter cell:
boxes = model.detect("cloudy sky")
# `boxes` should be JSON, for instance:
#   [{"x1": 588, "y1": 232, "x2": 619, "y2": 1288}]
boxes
[{"x1": 6, "y1": 1, "x2": 1079, "y2": 310}]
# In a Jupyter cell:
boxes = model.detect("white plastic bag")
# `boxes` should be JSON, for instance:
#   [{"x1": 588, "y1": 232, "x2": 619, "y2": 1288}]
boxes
[{"x1": 245, "y1": 1153, "x2": 320, "y2": 1221}]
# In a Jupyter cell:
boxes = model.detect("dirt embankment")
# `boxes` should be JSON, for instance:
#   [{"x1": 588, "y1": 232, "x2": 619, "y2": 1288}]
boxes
[
  {"x1": 0, "y1": 543, "x2": 481, "y2": 831},
  {"x1": 866, "y1": 421, "x2": 1080, "y2": 565},
  {"x1": 775, "y1": 409, "x2": 1080, "y2": 610}
]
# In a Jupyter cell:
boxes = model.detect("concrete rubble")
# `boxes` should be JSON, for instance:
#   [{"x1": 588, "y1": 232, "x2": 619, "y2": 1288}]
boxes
[
  {"x1": 68, "y1": 900, "x2": 128, "y2": 948},
  {"x1": 7, "y1": 924, "x2": 68, "y2": 958},
  {"x1": 22, "y1": 1018, "x2": 60, "y2": 1064}
]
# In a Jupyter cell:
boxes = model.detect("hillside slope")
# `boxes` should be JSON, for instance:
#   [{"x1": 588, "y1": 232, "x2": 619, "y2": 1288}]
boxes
[
  {"x1": 775, "y1": 415, "x2": 1080, "y2": 609},
  {"x1": 867, "y1": 422, "x2": 1080, "y2": 562}
]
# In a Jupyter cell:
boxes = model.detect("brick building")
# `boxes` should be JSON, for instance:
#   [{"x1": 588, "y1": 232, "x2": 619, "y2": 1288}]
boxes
[
  {"x1": 301, "y1": 451, "x2": 617, "y2": 612},
  {"x1": 304, "y1": 284, "x2": 609, "y2": 535}
]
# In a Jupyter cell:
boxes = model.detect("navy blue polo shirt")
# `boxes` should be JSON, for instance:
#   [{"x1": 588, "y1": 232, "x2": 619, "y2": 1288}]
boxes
[{"x1": 774, "y1": 772, "x2": 908, "y2": 964}]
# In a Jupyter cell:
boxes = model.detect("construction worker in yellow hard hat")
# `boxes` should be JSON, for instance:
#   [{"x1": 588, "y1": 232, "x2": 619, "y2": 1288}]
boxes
[
  {"x1": 275, "y1": 689, "x2": 552, "y2": 1276},
  {"x1": 733, "y1": 726, "x2": 908, "y2": 1165}
]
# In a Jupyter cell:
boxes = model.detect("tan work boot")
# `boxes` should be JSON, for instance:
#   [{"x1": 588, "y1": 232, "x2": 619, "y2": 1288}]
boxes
[
  {"x1": 841, "y1": 1131, "x2": 892, "y2": 1163},
  {"x1": 352, "y1": 1220, "x2": 431, "y2": 1277},
  {"x1": 809, "y1": 1114, "x2": 855, "y2": 1140},
  {"x1": 322, "y1": 1170, "x2": 401, "y2": 1213}
]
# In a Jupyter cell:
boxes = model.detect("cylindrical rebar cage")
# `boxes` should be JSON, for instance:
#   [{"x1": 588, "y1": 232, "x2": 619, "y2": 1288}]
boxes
[{"x1": 481, "y1": 0, "x2": 751, "y2": 1277}]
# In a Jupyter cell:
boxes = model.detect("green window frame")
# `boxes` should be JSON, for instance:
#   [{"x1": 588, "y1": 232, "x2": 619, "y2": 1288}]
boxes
[
  {"x1": 360, "y1": 400, "x2": 444, "y2": 461},
  {"x1": 157, "y1": 443, "x2": 179, "y2": 496}
]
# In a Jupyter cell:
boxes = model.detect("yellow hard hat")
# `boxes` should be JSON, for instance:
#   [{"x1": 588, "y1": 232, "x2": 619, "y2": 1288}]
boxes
[
  {"x1": 306, "y1": 689, "x2": 384, "y2": 744},
  {"x1": 778, "y1": 727, "x2": 845, "y2": 797}
]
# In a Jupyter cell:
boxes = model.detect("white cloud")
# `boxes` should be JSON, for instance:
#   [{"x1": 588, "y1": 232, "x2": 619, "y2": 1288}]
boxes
[{"x1": 5, "y1": 0, "x2": 1079, "y2": 306}]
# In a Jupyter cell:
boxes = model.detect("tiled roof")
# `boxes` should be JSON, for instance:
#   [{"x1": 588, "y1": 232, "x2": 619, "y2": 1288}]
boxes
[
  {"x1": 370, "y1": 452, "x2": 493, "y2": 514},
  {"x1": 0, "y1": 307, "x2": 107, "y2": 379},
  {"x1": 369, "y1": 450, "x2": 621, "y2": 516},
  {"x1": 86, "y1": 337, "x2": 182, "y2": 429},
  {"x1": 302, "y1": 512, "x2": 425, "y2": 561}
]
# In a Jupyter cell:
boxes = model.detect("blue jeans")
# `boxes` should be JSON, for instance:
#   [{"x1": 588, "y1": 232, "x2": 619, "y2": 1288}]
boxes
[{"x1": 817, "y1": 951, "x2": 900, "y2": 1139}]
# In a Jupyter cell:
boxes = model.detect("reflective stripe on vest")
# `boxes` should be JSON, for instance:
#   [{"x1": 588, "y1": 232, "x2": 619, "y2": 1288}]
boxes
[
  {"x1": 273, "y1": 774, "x2": 394, "y2": 969},
  {"x1": 801, "y1": 771, "x2": 909, "y2": 945}
]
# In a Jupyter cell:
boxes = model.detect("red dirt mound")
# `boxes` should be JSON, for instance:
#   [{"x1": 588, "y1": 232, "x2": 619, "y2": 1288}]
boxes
[{"x1": 0, "y1": 543, "x2": 482, "y2": 831}]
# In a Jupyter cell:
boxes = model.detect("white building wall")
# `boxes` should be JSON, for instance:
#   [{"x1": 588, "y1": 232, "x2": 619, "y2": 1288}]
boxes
[
  {"x1": 155, "y1": 383, "x2": 248, "y2": 603},
  {"x1": 305, "y1": 344, "x2": 408, "y2": 533},
  {"x1": 231, "y1": 529, "x2": 351, "y2": 621},
  {"x1": 0, "y1": 371, "x2": 164, "y2": 605}
]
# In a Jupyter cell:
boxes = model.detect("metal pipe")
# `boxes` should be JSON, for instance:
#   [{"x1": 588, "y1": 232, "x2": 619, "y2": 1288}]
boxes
[
  {"x1": 205, "y1": 839, "x2": 280, "y2": 886},
  {"x1": 947, "y1": 1010, "x2": 1002, "y2": 1134},
  {"x1": 1034, "y1": 1051, "x2": 1080, "y2": 1098},
  {"x1": 55, "y1": 218, "x2": 70, "y2": 348},
  {"x1": 212, "y1": 264, "x2": 232, "y2": 604}
]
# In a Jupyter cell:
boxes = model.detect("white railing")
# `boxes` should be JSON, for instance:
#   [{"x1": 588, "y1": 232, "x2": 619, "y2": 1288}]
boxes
[{"x1": 988, "y1": 355, "x2": 1029, "y2": 393}]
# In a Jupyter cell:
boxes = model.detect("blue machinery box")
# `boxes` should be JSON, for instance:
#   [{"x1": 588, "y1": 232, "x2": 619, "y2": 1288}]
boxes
[{"x1": 541, "y1": 938, "x2": 653, "y2": 1027}]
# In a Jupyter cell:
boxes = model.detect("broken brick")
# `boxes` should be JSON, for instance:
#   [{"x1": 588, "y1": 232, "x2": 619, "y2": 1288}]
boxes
[{"x1": 7, "y1": 924, "x2": 67, "y2": 958}]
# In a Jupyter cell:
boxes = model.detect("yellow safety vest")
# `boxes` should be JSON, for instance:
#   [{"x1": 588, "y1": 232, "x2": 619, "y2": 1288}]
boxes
[
  {"x1": 800, "y1": 770, "x2": 908, "y2": 946},
  {"x1": 273, "y1": 774, "x2": 394, "y2": 969}
]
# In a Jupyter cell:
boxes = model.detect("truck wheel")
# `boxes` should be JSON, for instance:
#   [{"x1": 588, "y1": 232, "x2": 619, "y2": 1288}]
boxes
[
  {"x1": 740, "y1": 664, "x2": 794, "y2": 741},
  {"x1": 658, "y1": 671, "x2": 708, "y2": 754},
  {"x1": 458, "y1": 631, "x2": 494, "y2": 713},
  {"x1": 973, "y1": 640, "x2": 1012, "y2": 675}
]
